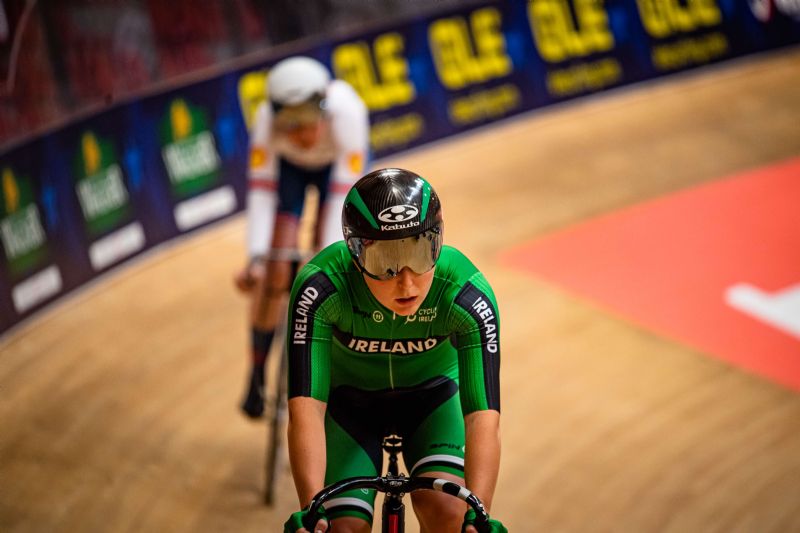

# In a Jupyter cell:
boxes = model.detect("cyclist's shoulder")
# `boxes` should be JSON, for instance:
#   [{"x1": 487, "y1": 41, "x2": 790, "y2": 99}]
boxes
[
  {"x1": 326, "y1": 79, "x2": 364, "y2": 105},
  {"x1": 435, "y1": 246, "x2": 482, "y2": 284},
  {"x1": 325, "y1": 79, "x2": 367, "y2": 117},
  {"x1": 248, "y1": 100, "x2": 273, "y2": 143},
  {"x1": 435, "y1": 246, "x2": 496, "y2": 302},
  {"x1": 309, "y1": 241, "x2": 351, "y2": 270},
  {"x1": 294, "y1": 242, "x2": 354, "y2": 289}
]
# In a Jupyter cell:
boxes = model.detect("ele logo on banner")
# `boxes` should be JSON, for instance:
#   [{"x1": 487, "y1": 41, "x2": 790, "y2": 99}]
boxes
[
  {"x1": 332, "y1": 31, "x2": 422, "y2": 152},
  {"x1": 527, "y1": 0, "x2": 622, "y2": 97},
  {"x1": 428, "y1": 7, "x2": 521, "y2": 127},
  {"x1": 636, "y1": 0, "x2": 729, "y2": 71}
]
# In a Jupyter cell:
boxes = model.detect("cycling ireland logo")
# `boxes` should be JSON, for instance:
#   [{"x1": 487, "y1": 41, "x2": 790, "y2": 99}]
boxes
[{"x1": 378, "y1": 204, "x2": 420, "y2": 231}]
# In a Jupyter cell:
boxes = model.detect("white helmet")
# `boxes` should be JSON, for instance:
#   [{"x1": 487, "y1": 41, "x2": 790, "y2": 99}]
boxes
[{"x1": 267, "y1": 56, "x2": 330, "y2": 107}]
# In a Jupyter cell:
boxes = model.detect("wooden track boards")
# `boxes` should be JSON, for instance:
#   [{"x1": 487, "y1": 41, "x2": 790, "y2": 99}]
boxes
[{"x1": 2, "y1": 48, "x2": 800, "y2": 532}]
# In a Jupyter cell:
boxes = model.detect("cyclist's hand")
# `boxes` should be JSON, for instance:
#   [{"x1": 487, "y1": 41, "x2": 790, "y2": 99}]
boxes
[
  {"x1": 463, "y1": 508, "x2": 508, "y2": 533},
  {"x1": 233, "y1": 267, "x2": 254, "y2": 293},
  {"x1": 233, "y1": 260, "x2": 265, "y2": 293},
  {"x1": 283, "y1": 506, "x2": 328, "y2": 533}
]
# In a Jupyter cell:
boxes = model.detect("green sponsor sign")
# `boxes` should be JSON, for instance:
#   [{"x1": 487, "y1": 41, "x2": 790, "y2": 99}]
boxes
[
  {"x1": 0, "y1": 167, "x2": 49, "y2": 277},
  {"x1": 73, "y1": 131, "x2": 133, "y2": 236},
  {"x1": 159, "y1": 98, "x2": 221, "y2": 199}
]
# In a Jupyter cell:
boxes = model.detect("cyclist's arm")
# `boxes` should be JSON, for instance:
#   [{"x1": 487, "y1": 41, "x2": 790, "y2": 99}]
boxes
[
  {"x1": 288, "y1": 396, "x2": 328, "y2": 506},
  {"x1": 464, "y1": 409, "x2": 501, "y2": 512},
  {"x1": 286, "y1": 267, "x2": 339, "y2": 507},
  {"x1": 451, "y1": 273, "x2": 503, "y2": 510},
  {"x1": 245, "y1": 101, "x2": 279, "y2": 260}
]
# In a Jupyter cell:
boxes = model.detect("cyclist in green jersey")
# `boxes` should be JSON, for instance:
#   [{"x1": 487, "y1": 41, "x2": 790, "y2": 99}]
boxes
[{"x1": 284, "y1": 168, "x2": 507, "y2": 533}]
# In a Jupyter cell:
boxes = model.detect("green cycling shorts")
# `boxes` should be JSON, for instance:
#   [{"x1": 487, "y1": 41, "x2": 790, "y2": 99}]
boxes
[{"x1": 323, "y1": 376, "x2": 465, "y2": 523}]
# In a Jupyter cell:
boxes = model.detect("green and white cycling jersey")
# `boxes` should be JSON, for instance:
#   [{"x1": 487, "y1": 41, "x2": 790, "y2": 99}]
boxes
[
  {"x1": 287, "y1": 241, "x2": 501, "y2": 415},
  {"x1": 287, "y1": 241, "x2": 501, "y2": 522}
]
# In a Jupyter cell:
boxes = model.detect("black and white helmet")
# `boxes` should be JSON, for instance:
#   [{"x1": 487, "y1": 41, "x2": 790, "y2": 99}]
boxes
[{"x1": 342, "y1": 168, "x2": 443, "y2": 280}]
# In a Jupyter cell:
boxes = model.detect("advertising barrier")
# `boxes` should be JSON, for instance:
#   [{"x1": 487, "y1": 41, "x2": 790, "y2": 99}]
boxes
[{"x1": 2, "y1": 0, "x2": 799, "y2": 335}]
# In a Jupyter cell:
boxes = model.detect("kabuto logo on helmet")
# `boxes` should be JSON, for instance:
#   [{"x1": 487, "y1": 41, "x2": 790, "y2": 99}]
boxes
[
  {"x1": 378, "y1": 204, "x2": 420, "y2": 231},
  {"x1": 378, "y1": 205, "x2": 418, "y2": 223},
  {"x1": 342, "y1": 168, "x2": 442, "y2": 250}
]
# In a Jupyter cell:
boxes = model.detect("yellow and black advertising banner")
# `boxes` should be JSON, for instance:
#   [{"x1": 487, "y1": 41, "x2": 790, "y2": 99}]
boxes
[{"x1": 1, "y1": 0, "x2": 798, "y2": 334}]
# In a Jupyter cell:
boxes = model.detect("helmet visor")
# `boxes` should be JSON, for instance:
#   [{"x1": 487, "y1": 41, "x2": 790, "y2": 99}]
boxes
[
  {"x1": 348, "y1": 227, "x2": 442, "y2": 281},
  {"x1": 272, "y1": 97, "x2": 325, "y2": 130}
]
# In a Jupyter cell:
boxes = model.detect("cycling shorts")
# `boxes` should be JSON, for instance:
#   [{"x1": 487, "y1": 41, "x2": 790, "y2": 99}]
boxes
[
  {"x1": 276, "y1": 158, "x2": 333, "y2": 217},
  {"x1": 323, "y1": 376, "x2": 465, "y2": 524}
]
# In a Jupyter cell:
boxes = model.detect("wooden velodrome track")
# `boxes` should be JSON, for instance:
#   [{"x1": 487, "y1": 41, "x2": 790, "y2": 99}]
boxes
[{"x1": 2, "y1": 48, "x2": 800, "y2": 533}]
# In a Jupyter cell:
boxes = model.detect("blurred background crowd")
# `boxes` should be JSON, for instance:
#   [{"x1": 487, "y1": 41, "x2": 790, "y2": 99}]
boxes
[{"x1": 0, "y1": 0, "x2": 461, "y2": 148}]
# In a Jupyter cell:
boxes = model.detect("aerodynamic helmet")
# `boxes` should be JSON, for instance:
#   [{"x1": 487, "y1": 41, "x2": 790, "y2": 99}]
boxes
[
  {"x1": 267, "y1": 56, "x2": 330, "y2": 128},
  {"x1": 342, "y1": 168, "x2": 443, "y2": 280}
]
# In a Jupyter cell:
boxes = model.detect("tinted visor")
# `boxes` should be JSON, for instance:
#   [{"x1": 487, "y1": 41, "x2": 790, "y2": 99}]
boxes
[
  {"x1": 272, "y1": 96, "x2": 325, "y2": 130},
  {"x1": 348, "y1": 227, "x2": 442, "y2": 280}
]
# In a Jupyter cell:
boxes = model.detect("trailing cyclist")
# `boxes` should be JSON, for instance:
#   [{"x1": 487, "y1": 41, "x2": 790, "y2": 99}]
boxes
[{"x1": 234, "y1": 56, "x2": 369, "y2": 418}]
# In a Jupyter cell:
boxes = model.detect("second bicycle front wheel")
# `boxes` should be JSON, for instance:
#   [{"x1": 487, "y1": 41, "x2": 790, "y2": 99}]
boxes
[{"x1": 263, "y1": 342, "x2": 288, "y2": 505}]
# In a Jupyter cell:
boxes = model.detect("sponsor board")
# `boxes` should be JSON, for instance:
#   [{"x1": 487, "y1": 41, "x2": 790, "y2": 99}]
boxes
[{"x1": 2, "y1": 0, "x2": 798, "y2": 335}]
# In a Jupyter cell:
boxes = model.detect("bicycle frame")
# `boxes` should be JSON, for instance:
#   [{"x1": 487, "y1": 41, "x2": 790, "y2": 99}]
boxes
[{"x1": 303, "y1": 436, "x2": 492, "y2": 533}]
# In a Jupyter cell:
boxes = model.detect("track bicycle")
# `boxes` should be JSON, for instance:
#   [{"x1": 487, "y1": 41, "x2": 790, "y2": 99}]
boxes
[{"x1": 301, "y1": 435, "x2": 495, "y2": 533}]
